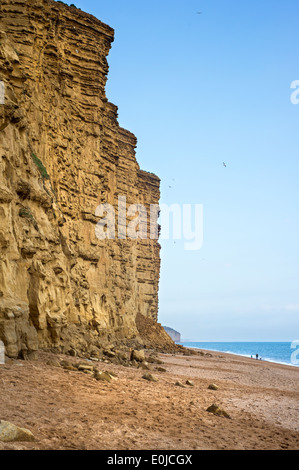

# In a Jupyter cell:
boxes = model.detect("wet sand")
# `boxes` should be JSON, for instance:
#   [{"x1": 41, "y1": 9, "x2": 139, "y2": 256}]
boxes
[{"x1": 0, "y1": 349, "x2": 298, "y2": 450}]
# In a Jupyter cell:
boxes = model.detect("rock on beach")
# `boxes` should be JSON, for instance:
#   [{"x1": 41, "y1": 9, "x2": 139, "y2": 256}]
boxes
[{"x1": 0, "y1": 420, "x2": 35, "y2": 442}]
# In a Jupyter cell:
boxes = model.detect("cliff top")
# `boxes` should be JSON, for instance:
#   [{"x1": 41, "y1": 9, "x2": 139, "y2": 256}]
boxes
[{"x1": 0, "y1": 0, "x2": 115, "y2": 40}]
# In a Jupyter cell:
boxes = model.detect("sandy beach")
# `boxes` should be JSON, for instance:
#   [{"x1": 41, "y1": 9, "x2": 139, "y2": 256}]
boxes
[{"x1": 0, "y1": 348, "x2": 298, "y2": 451}]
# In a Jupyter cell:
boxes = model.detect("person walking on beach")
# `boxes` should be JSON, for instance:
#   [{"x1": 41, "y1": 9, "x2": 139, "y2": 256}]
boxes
[{"x1": 256, "y1": 354, "x2": 259, "y2": 360}]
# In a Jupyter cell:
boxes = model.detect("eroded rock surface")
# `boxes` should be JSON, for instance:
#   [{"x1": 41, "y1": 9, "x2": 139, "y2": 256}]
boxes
[{"x1": 0, "y1": 0, "x2": 164, "y2": 358}]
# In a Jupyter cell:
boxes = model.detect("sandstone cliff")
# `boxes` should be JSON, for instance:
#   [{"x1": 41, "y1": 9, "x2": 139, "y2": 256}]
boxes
[{"x1": 0, "y1": 0, "x2": 170, "y2": 359}]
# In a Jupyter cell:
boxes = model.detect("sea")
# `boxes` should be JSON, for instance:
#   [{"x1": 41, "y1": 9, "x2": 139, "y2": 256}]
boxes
[{"x1": 180, "y1": 342, "x2": 299, "y2": 368}]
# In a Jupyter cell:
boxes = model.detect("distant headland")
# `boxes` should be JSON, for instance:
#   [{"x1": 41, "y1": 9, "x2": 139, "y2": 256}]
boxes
[{"x1": 163, "y1": 327, "x2": 181, "y2": 343}]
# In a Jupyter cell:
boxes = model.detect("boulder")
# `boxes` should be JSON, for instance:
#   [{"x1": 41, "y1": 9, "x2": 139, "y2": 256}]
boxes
[
  {"x1": 130, "y1": 349, "x2": 145, "y2": 362},
  {"x1": 175, "y1": 381, "x2": 186, "y2": 388},
  {"x1": 206, "y1": 404, "x2": 231, "y2": 419},
  {"x1": 46, "y1": 359, "x2": 61, "y2": 368},
  {"x1": 208, "y1": 384, "x2": 219, "y2": 390},
  {"x1": 0, "y1": 420, "x2": 35, "y2": 442},
  {"x1": 94, "y1": 370, "x2": 114, "y2": 382},
  {"x1": 77, "y1": 363, "x2": 94, "y2": 372},
  {"x1": 60, "y1": 360, "x2": 77, "y2": 371},
  {"x1": 186, "y1": 380, "x2": 194, "y2": 386},
  {"x1": 138, "y1": 361, "x2": 152, "y2": 370},
  {"x1": 142, "y1": 373, "x2": 158, "y2": 382}
]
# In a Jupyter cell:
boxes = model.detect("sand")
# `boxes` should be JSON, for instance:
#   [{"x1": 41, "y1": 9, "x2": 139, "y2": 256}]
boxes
[{"x1": 0, "y1": 348, "x2": 298, "y2": 450}]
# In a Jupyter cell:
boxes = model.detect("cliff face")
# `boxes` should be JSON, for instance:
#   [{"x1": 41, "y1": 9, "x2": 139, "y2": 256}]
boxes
[
  {"x1": 0, "y1": 0, "x2": 162, "y2": 358},
  {"x1": 163, "y1": 327, "x2": 181, "y2": 343}
]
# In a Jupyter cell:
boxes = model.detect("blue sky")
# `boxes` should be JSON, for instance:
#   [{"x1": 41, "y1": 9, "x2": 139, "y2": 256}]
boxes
[{"x1": 72, "y1": 0, "x2": 299, "y2": 341}]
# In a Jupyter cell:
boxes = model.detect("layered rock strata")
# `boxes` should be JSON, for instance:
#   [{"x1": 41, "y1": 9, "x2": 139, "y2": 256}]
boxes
[{"x1": 0, "y1": 0, "x2": 164, "y2": 358}]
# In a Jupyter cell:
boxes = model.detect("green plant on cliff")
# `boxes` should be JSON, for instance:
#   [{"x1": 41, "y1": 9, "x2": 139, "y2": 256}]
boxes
[
  {"x1": 30, "y1": 150, "x2": 57, "y2": 203},
  {"x1": 19, "y1": 207, "x2": 39, "y2": 231},
  {"x1": 31, "y1": 152, "x2": 50, "y2": 180}
]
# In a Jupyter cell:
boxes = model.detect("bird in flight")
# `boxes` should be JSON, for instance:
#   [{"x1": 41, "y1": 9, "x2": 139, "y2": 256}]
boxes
[{"x1": 223, "y1": 162, "x2": 227, "y2": 168}]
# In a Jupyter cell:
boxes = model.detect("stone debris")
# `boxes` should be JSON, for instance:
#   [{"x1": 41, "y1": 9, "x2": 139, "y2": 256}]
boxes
[{"x1": 103, "y1": 349, "x2": 116, "y2": 359}]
